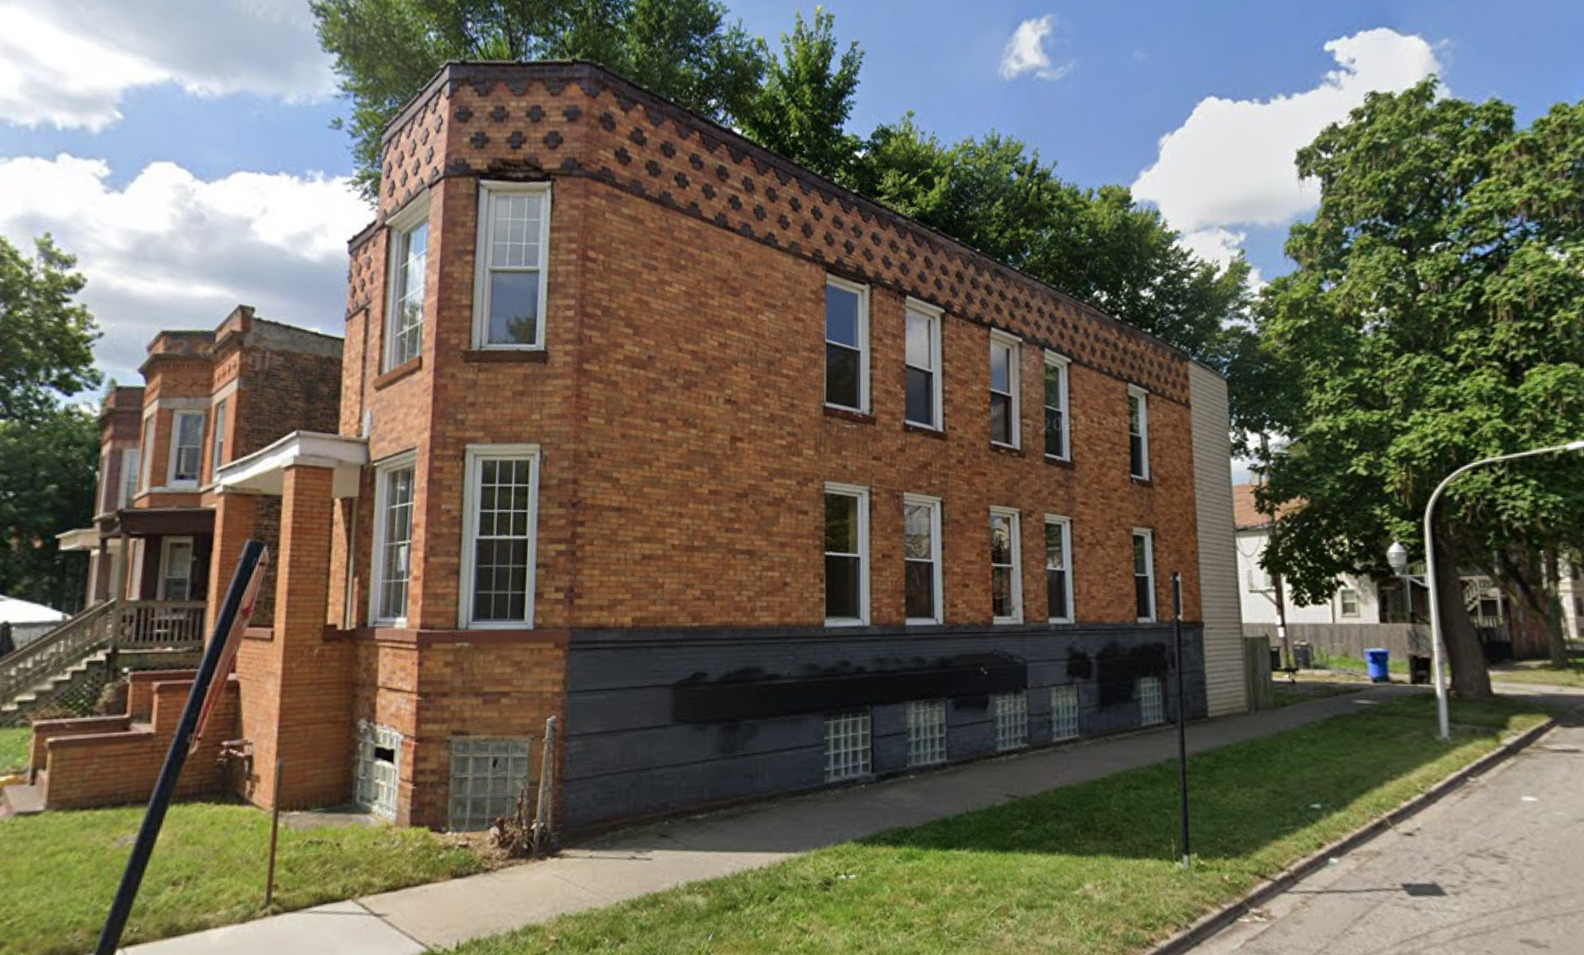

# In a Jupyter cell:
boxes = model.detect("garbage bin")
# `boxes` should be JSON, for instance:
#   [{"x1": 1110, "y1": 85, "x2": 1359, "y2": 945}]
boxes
[
  {"x1": 1409, "y1": 654, "x2": 1431, "y2": 685},
  {"x1": 1292, "y1": 642, "x2": 1313, "y2": 670},
  {"x1": 1270, "y1": 646, "x2": 1282, "y2": 672},
  {"x1": 1366, "y1": 648, "x2": 1391, "y2": 683}
]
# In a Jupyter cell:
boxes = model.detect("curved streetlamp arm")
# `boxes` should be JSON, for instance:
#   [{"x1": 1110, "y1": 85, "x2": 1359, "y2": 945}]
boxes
[{"x1": 1423, "y1": 439, "x2": 1584, "y2": 741}]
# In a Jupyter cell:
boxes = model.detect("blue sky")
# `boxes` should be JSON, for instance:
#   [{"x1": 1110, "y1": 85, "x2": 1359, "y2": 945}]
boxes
[{"x1": 0, "y1": 0, "x2": 1580, "y2": 385}]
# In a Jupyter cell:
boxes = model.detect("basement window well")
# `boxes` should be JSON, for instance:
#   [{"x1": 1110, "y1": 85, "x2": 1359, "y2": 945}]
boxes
[
  {"x1": 449, "y1": 737, "x2": 532, "y2": 831},
  {"x1": 354, "y1": 721, "x2": 402, "y2": 819}
]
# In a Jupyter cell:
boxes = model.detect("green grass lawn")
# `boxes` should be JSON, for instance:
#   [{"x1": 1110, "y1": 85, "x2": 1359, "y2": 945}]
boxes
[
  {"x1": 446, "y1": 696, "x2": 1549, "y2": 955},
  {"x1": 1314, "y1": 652, "x2": 1410, "y2": 675},
  {"x1": 0, "y1": 802, "x2": 484, "y2": 955},
  {"x1": 1270, "y1": 682, "x2": 1365, "y2": 708},
  {"x1": 1489, "y1": 660, "x2": 1584, "y2": 687},
  {"x1": 0, "y1": 728, "x2": 27, "y2": 775}
]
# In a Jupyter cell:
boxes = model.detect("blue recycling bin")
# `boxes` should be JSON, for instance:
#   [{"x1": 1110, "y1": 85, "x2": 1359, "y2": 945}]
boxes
[{"x1": 1366, "y1": 648, "x2": 1391, "y2": 683}]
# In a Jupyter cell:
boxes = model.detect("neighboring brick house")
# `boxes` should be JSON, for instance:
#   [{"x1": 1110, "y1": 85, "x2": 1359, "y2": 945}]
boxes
[{"x1": 41, "y1": 61, "x2": 1245, "y2": 831}]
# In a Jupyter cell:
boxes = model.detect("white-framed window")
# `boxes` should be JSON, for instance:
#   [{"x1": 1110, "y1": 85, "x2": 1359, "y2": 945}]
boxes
[
  {"x1": 824, "y1": 711, "x2": 872, "y2": 781},
  {"x1": 993, "y1": 690, "x2": 1028, "y2": 751},
  {"x1": 449, "y1": 737, "x2": 531, "y2": 831},
  {"x1": 990, "y1": 507, "x2": 1022, "y2": 623},
  {"x1": 1050, "y1": 684, "x2": 1080, "y2": 741},
  {"x1": 1128, "y1": 385, "x2": 1150, "y2": 480},
  {"x1": 355, "y1": 720, "x2": 402, "y2": 819},
  {"x1": 1044, "y1": 515, "x2": 1074, "y2": 623},
  {"x1": 473, "y1": 181, "x2": 551, "y2": 349},
  {"x1": 824, "y1": 483, "x2": 870, "y2": 626},
  {"x1": 825, "y1": 276, "x2": 869, "y2": 412},
  {"x1": 1339, "y1": 587, "x2": 1360, "y2": 618},
  {"x1": 906, "y1": 700, "x2": 947, "y2": 767},
  {"x1": 371, "y1": 452, "x2": 418, "y2": 626},
  {"x1": 120, "y1": 448, "x2": 139, "y2": 508},
  {"x1": 1139, "y1": 676, "x2": 1164, "y2": 726},
  {"x1": 904, "y1": 299, "x2": 942, "y2": 429},
  {"x1": 138, "y1": 411, "x2": 154, "y2": 493},
  {"x1": 384, "y1": 193, "x2": 430, "y2": 370},
  {"x1": 903, "y1": 494, "x2": 943, "y2": 625},
  {"x1": 1247, "y1": 565, "x2": 1274, "y2": 593},
  {"x1": 1134, "y1": 529, "x2": 1156, "y2": 622},
  {"x1": 1043, "y1": 352, "x2": 1070, "y2": 460},
  {"x1": 460, "y1": 445, "x2": 540, "y2": 628},
  {"x1": 157, "y1": 536, "x2": 195, "y2": 601},
  {"x1": 989, "y1": 331, "x2": 1020, "y2": 448},
  {"x1": 168, "y1": 411, "x2": 205, "y2": 487},
  {"x1": 210, "y1": 398, "x2": 227, "y2": 478}
]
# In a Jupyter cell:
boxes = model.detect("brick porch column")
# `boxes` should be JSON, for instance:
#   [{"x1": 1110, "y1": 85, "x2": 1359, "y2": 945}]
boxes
[
  {"x1": 238, "y1": 463, "x2": 354, "y2": 810},
  {"x1": 206, "y1": 491, "x2": 258, "y2": 635}
]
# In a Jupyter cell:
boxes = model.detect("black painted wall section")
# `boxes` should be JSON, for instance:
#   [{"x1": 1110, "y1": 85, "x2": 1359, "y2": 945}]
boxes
[{"x1": 561, "y1": 623, "x2": 1207, "y2": 831}]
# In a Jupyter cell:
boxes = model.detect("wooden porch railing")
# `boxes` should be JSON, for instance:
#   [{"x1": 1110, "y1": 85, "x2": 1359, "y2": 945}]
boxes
[
  {"x1": 0, "y1": 600, "x2": 208, "y2": 711},
  {"x1": 118, "y1": 601, "x2": 208, "y2": 647}
]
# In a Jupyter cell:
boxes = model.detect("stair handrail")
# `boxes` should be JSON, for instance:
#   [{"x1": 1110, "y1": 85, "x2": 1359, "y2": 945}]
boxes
[{"x1": 0, "y1": 601, "x2": 116, "y2": 710}]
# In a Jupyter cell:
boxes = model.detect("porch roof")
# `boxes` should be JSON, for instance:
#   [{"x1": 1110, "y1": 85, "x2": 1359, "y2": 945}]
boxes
[
  {"x1": 110, "y1": 507, "x2": 216, "y2": 538},
  {"x1": 216, "y1": 430, "x2": 368, "y2": 499}
]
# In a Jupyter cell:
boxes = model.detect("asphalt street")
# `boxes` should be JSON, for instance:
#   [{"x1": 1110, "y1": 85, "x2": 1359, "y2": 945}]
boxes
[{"x1": 1191, "y1": 718, "x2": 1584, "y2": 955}]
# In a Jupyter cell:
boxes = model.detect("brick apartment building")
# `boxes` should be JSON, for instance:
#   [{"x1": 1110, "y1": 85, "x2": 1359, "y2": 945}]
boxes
[{"x1": 30, "y1": 61, "x2": 1243, "y2": 831}]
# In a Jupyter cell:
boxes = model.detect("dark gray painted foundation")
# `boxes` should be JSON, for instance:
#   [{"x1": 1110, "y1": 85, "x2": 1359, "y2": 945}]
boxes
[{"x1": 561, "y1": 622, "x2": 1206, "y2": 831}]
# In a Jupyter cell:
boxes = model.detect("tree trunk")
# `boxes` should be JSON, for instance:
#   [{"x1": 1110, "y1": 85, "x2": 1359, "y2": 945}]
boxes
[
  {"x1": 1544, "y1": 549, "x2": 1569, "y2": 668},
  {"x1": 1436, "y1": 533, "x2": 1493, "y2": 699}
]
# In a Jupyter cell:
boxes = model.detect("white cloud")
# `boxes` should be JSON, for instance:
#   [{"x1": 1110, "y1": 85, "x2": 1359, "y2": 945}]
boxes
[
  {"x1": 1177, "y1": 227, "x2": 1263, "y2": 287},
  {"x1": 0, "y1": 0, "x2": 335, "y2": 130},
  {"x1": 0, "y1": 154, "x2": 373, "y2": 382},
  {"x1": 999, "y1": 15, "x2": 1075, "y2": 82},
  {"x1": 1132, "y1": 28, "x2": 1442, "y2": 268}
]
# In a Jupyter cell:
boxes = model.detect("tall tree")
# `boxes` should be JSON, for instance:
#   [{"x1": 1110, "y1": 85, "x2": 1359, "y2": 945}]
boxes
[
  {"x1": 1254, "y1": 82, "x2": 1584, "y2": 698},
  {"x1": 0, "y1": 407, "x2": 99, "y2": 612},
  {"x1": 0, "y1": 235, "x2": 99, "y2": 423},
  {"x1": 737, "y1": 7, "x2": 863, "y2": 182},
  {"x1": 313, "y1": 0, "x2": 765, "y2": 197}
]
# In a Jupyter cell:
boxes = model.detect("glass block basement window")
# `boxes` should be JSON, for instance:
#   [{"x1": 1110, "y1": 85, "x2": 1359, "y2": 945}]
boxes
[
  {"x1": 354, "y1": 720, "x2": 402, "y2": 819},
  {"x1": 906, "y1": 700, "x2": 947, "y2": 767},
  {"x1": 993, "y1": 691, "x2": 1028, "y2": 751},
  {"x1": 449, "y1": 737, "x2": 532, "y2": 831},
  {"x1": 1140, "y1": 676, "x2": 1165, "y2": 725},
  {"x1": 1050, "y1": 684, "x2": 1080, "y2": 741},
  {"x1": 824, "y1": 711, "x2": 872, "y2": 782}
]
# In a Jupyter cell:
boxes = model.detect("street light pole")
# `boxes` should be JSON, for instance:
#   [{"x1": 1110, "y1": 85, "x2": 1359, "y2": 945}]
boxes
[{"x1": 1421, "y1": 439, "x2": 1584, "y2": 742}]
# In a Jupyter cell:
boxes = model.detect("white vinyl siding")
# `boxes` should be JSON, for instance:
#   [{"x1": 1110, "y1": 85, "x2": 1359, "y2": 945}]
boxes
[
  {"x1": 1188, "y1": 363, "x2": 1246, "y2": 717},
  {"x1": 473, "y1": 182, "x2": 551, "y2": 349}
]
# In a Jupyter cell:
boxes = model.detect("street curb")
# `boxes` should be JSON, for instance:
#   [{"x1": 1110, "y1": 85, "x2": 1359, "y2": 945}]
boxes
[{"x1": 1147, "y1": 715, "x2": 1558, "y2": 955}]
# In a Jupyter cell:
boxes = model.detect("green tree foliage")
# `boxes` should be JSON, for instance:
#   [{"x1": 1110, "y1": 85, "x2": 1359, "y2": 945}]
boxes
[
  {"x1": 0, "y1": 407, "x2": 99, "y2": 612},
  {"x1": 846, "y1": 116, "x2": 1252, "y2": 371},
  {"x1": 0, "y1": 235, "x2": 99, "y2": 423},
  {"x1": 736, "y1": 7, "x2": 863, "y2": 182},
  {"x1": 1254, "y1": 81, "x2": 1584, "y2": 697},
  {"x1": 312, "y1": 0, "x2": 764, "y2": 197}
]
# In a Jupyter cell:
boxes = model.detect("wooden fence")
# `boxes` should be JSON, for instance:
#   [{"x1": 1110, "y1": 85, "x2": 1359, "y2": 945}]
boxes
[{"x1": 1244, "y1": 622, "x2": 1431, "y2": 664}]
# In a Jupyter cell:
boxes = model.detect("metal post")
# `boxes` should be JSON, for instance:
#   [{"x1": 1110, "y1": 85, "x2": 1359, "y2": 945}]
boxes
[
  {"x1": 265, "y1": 757, "x2": 284, "y2": 910},
  {"x1": 1173, "y1": 572, "x2": 1190, "y2": 868},
  {"x1": 93, "y1": 539, "x2": 265, "y2": 955}
]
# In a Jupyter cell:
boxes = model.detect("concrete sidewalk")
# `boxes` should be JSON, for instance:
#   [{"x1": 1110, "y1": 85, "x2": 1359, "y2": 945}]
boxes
[{"x1": 125, "y1": 684, "x2": 1424, "y2": 954}]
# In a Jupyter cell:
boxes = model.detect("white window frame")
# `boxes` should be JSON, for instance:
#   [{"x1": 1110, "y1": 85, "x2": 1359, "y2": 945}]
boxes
[
  {"x1": 1043, "y1": 351, "x2": 1070, "y2": 461},
  {"x1": 823, "y1": 482, "x2": 870, "y2": 627},
  {"x1": 1134, "y1": 528, "x2": 1157, "y2": 623},
  {"x1": 138, "y1": 411, "x2": 155, "y2": 492},
  {"x1": 990, "y1": 506, "x2": 1023, "y2": 624},
  {"x1": 1128, "y1": 385, "x2": 1150, "y2": 480},
  {"x1": 459, "y1": 444, "x2": 542, "y2": 629},
  {"x1": 1339, "y1": 587, "x2": 1360, "y2": 618},
  {"x1": 370, "y1": 451, "x2": 418, "y2": 627},
  {"x1": 903, "y1": 493, "x2": 943, "y2": 626},
  {"x1": 120, "y1": 448, "x2": 139, "y2": 508},
  {"x1": 905, "y1": 699, "x2": 948, "y2": 767},
  {"x1": 384, "y1": 192, "x2": 431, "y2": 371},
  {"x1": 1044, "y1": 515, "x2": 1074, "y2": 624},
  {"x1": 989, "y1": 331, "x2": 1021, "y2": 449},
  {"x1": 824, "y1": 276, "x2": 870, "y2": 413},
  {"x1": 904, "y1": 298, "x2": 943, "y2": 430},
  {"x1": 157, "y1": 536, "x2": 195, "y2": 601},
  {"x1": 472, "y1": 180, "x2": 552, "y2": 351},
  {"x1": 210, "y1": 398, "x2": 227, "y2": 479},
  {"x1": 167, "y1": 410, "x2": 206, "y2": 487}
]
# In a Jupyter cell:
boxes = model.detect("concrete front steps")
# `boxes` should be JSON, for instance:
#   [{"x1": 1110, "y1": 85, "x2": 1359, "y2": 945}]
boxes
[{"x1": 0, "y1": 649, "x2": 113, "y2": 724}]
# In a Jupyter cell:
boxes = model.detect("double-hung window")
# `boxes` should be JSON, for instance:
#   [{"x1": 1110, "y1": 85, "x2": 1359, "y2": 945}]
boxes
[
  {"x1": 384, "y1": 195, "x2": 430, "y2": 370},
  {"x1": 210, "y1": 398, "x2": 227, "y2": 478},
  {"x1": 1339, "y1": 587, "x2": 1360, "y2": 618},
  {"x1": 1044, "y1": 352, "x2": 1069, "y2": 460},
  {"x1": 825, "y1": 277, "x2": 869, "y2": 412},
  {"x1": 169, "y1": 411, "x2": 205, "y2": 487},
  {"x1": 121, "y1": 449, "x2": 139, "y2": 506},
  {"x1": 1134, "y1": 529, "x2": 1156, "y2": 622},
  {"x1": 474, "y1": 181, "x2": 550, "y2": 349},
  {"x1": 372, "y1": 453, "x2": 417, "y2": 625},
  {"x1": 903, "y1": 494, "x2": 942, "y2": 625},
  {"x1": 1128, "y1": 386, "x2": 1150, "y2": 479},
  {"x1": 990, "y1": 507, "x2": 1022, "y2": 623},
  {"x1": 989, "y1": 332, "x2": 1020, "y2": 447},
  {"x1": 461, "y1": 445, "x2": 540, "y2": 628},
  {"x1": 904, "y1": 300, "x2": 942, "y2": 429},
  {"x1": 824, "y1": 484, "x2": 869, "y2": 625},
  {"x1": 1045, "y1": 515, "x2": 1073, "y2": 623}
]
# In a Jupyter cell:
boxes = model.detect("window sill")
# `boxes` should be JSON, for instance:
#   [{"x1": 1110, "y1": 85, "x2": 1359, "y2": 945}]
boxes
[
  {"x1": 373, "y1": 355, "x2": 423, "y2": 390},
  {"x1": 823, "y1": 405, "x2": 875, "y2": 425},
  {"x1": 824, "y1": 618, "x2": 869, "y2": 628},
  {"x1": 1131, "y1": 475, "x2": 1154, "y2": 487},
  {"x1": 990, "y1": 442, "x2": 1024, "y2": 457},
  {"x1": 992, "y1": 618, "x2": 1023, "y2": 626},
  {"x1": 462, "y1": 348, "x2": 548, "y2": 364},
  {"x1": 903, "y1": 422, "x2": 946, "y2": 440},
  {"x1": 1048, "y1": 618, "x2": 1075, "y2": 626},
  {"x1": 1044, "y1": 454, "x2": 1074, "y2": 469}
]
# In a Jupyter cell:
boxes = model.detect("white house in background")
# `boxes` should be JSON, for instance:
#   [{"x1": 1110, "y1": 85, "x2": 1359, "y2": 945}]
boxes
[
  {"x1": 0, "y1": 595, "x2": 64, "y2": 627},
  {"x1": 1232, "y1": 483, "x2": 1386, "y2": 626}
]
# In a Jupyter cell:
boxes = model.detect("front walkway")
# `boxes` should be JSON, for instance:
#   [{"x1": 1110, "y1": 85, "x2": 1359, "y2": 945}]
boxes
[{"x1": 128, "y1": 685, "x2": 1424, "y2": 954}]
